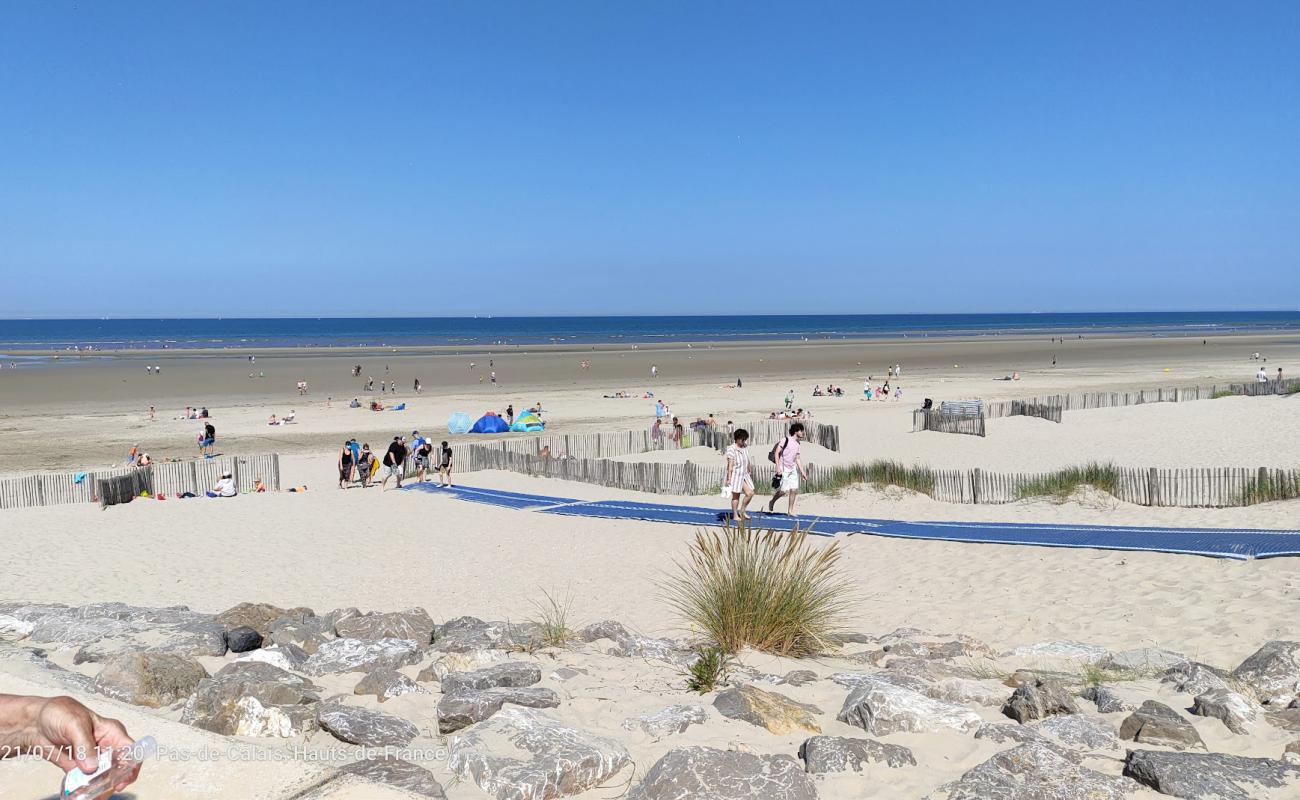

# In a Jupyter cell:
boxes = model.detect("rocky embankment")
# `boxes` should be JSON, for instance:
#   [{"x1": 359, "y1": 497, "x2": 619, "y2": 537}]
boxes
[{"x1": 3, "y1": 601, "x2": 1300, "y2": 799}]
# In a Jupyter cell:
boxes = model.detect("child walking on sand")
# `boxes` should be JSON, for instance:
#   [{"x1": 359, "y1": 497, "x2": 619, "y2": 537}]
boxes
[{"x1": 724, "y1": 428, "x2": 755, "y2": 522}]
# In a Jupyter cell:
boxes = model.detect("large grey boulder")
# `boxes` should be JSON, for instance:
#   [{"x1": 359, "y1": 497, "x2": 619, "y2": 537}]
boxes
[
  {"x1": 1192, "y1": 689, "x2": 1258, "y2": 735},
  {"x1": 713, "y1": 684, "x2": 822, "y2": 735},
  {"x1": 627, "y1": 746, "x2": 817, "y2": 800},
  {"x1": 1123, "y1": 750, "x2": 1300, "y2": 799},
  {"x1": 234, "y1": 643, "x2": 309, "y2": 672},
  {"x1": 838, "y1": 676, "x2": 981, "y2": 735},
  {"x1": 92, "y1": 651, "x2": 208, "y2": 707},
  {"x1": 318, "y1": 703, "x2": 421, "y2": 748},
  {"x1": 449, "y1": 707, "x2": 630, "y2": 799},
  {"x1": 302, "y1": 637, "x2": 421, "y2": 676},
  {"x1": 339, "y1": 757, "x2": 447, "y2": 798},
  {"x1": 1032, "y1": 714, "x2": 1120, "y2": 751},
  {"x1": 1161, "y1": 661, "x2": 1232, "y2": 696},
  {"x1": 1119, "y1": 700, "x2": 1205, "y2": 750},
  {"x1": 336, "y1": 608, "x2": 436, "y2": 647},
  {"x1": 438, "y1": 687, "x2": 561, "y2": 733},
  {"x1": 1102, "y1": 647, "x2": 1188, "y2": 673},
  {"x1": 441, "y1": 661, "x2": 541, "y2": 694},
  {"x1": 1003, "y1": 640, "x2": 1109, "y2": 664},
  {"x1": 182, "y1": 661, "x2": 321, "y2": 737},
  {"x1": 0, "y1": 642, "x2": 94, "y2": 692},
  {"x1": 855, "y1": 668, "x2": 1007, "y2": 707},
  {"x1": 573, "y1": 619, "x2": 692, "y2": 666},
  {"x1": 1232, "y1": 641, "x2": 1300, "y2": 704},
  {"x1": 433, "y1": 616, "x2": 541, "y2": 653},
  {"x1": 70, "y1": 620, "x2": 228, "y2": 664},
  {"x1": 930, "y1": 740, "x2": 1131, "y2": 800},
  {"x1": 1001, "y1": 679, "x2": 1078, "y2": 722},
  {"x1": 576, "y1": 620, "x2": 631, "y2": 643},
  {"x1": 353, "y1": 668, "x2": 430, "y2": 702},
  {"x1": 215, "y1": 602, "x2": 307, "y2": 638},
  {"x1": 1082, "y1": 685, "x2": 1131, "y2": 714},
  {"x1": 268, "y1": 619, "x2": 333, "y2": 655},
  {"x1": 799, "y1": 735, "x2": 916, "y2": 772},
  {"x1": 622, "y1": 705, "x2": 708, "y2": 741}
]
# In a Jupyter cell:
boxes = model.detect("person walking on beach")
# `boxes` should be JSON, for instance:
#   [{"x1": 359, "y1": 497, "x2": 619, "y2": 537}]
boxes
[
  {"x1": 784, "y1": 389, "x2": 795, "y2": 410},
  {"x1": 724, "y1": 428, "x2": 755, "y2": 522},
  {"x1": 767, "y1": 422, "x2": 808, "y2": 516},
  {"x1": 381, "y1": 436, "x2": 408, "y2": 490},
  {"x1": 414, "y1": 378, "x2": 421, "y2": 393},
  {"x1": 415, "y1": 437, "x2": 433, "y2": 483},
  {"x1": 356, "y1": 444, "x2": 374, "y2": 488},
  {"x1": 201, "y1": 421, "x2": 216, "y2": 457},
  {"x1": 338, "y1": 440, "x2": 355, "y2": 489},
  {"x1": 490, "y1": 370, "x2": 497, "y2": 387},
  {"x1": 651, "y1": 364, "x2": 658, "y2": 380},
  {"x1": 438, "y1": 441, "x2": 454, "y2": 487},
  {"x1": 148, "y1": 405, "x2": 155, "y2": 422}
]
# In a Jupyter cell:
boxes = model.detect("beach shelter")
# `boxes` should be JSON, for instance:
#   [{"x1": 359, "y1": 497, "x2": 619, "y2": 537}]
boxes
[
  {"x1": 509, "y1": 413, "x2": 545, "y2": 433},
  {"x1": 447, "y1": 412, "x2": 473, "y2": 435},
  {"x1": 469, "y1": 412, "x2": 510, "y2": 434}
]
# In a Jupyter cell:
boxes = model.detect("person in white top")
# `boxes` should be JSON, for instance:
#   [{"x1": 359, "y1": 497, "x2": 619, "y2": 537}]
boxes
[
  {"x1": 767, "y1": 422, "x2": 808, "y2": 516},
  {"x1": 208, "y1": 472, "x2": 237, "y2": 498},
  {"x1": 723, "y1": 428, "x2": 755, "y2": 522},
  {"x1": 1256, "y1": 367, "x2": 1269, "y2": 383}
]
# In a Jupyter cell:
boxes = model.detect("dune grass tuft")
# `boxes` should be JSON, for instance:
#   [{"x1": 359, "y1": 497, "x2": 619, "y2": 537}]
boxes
[
  {"x1": 529, "y1": 586, "x2": 575, "y2": 648},
  {"x1": 685, "y1": 646, "x2": 733, "y2": 693},
  {"x1": 1012, "y1": 463, "x2": 1119, "y2": 501},
  {"x1": 661, "y1": 526, "x2": 855, "y2": 657},
  {"x1": 814, "y1": 460, "x2": 937, "y2": 497}
]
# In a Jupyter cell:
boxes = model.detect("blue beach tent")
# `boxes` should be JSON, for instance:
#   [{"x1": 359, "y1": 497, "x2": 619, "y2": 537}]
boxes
[
  {"x1": 469, "y1": 413, "x2": 510, "y2": 434},
  {"x1": 509, "y1": 413, "x2": 545, "y2": 433}
]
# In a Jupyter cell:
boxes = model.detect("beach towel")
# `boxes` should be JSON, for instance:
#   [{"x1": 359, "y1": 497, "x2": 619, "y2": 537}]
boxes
[{"x1": 74, "y1": 472, "x2": 87, "y2": 484}]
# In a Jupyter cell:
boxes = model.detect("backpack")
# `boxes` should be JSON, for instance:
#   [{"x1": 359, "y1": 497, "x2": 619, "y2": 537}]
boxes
[{"x1": 768, "y1": 436, "x2": 787, "y2": 464}]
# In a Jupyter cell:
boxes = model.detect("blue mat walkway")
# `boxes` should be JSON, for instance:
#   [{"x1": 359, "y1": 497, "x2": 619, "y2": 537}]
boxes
[{"x1": 403, "y1": 483, "x2": 1300, "y2": 560}]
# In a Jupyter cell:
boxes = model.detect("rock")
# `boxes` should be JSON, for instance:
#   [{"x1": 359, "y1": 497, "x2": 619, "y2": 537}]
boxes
[
  {"x1": 339, "y1": 757, "x2": 447, "y2": 798},
  {"x1": 437, "y1": 687, "x2": 561, "y2": 733},
  {"x1": 1004, "y1": 669, "x2": 1040, "y2": 688},
  {"x1": 1032, "y1": 714, "x2": 1120, "y2": 751},
  {"x1": 302, "y1": 637, "x2": 421, "y2": 676},
  {"x1": 91, "y1": 651, "x2": 208, "y2": 707},
  {"x1": 799, "y1": 735, "x2": 916, "y2": 772},
  {"x1": 71, "y1": 620, "x2": 228, "y2": 664},
  {"x1": 225, "y1": 626, "x2": 263, "y2": 653},
  {"x1": 1119, "y1": 700, "x2": 1205, "y2": 749},
  {"x1": 1003, "y1": 640, "x2": 1109, "y2": 664},
  {"x1": 432, "y1": 616, "x2": 518, "y2": 653},
  {"x1": 353, "y1": 668, "x2": 430, "y2": 702},
  {"x1": 1285, "y1": 740, "x2": 1300, "y2": 764},
  {"x1": 417, "y1": 650, "x2": 501, "y2": 683},
  {"x1": 234, "y1": 643, "x2": 309, "y2": 672},
  {"x1": 0, "y1": 615, "x2": 35, "y2": 641},
  {"x1": 182, "y1": 662, "x2": 321, "y2": 737},
  {"x1": 627, "y1": 746, "x2": 816, "y2": 800},
  {"x1": 932, "y1": 741, "x2": 1131, "y2": 800},
  {"x1": 441, "y1": 661, "x2": 542, "y2": 694},
  {"x1": 577, "y1": 620, "x2": 631, "y2": 643},
  {"x1": 1271, "y1": 708, "x2": 1300, "y2": 732},
  {"x1": 1192, "y1": 689, "x2": 1258, "y2": 735},
  {"x1": 975, "y1": 722, "x2": 1043, "y2": 745},
  {"x1": 268, "y1": 619, "x2": 333, "y2": 655},
  {"x1": 830, "y1": 631, "x2": 875, "y2": 645},
  {"x1": 550, "y1": 667, "x2": 586, "y2": 681},
  {"x1": 0, "y1": 642, "x2": 95, "y2": 692},
  {"x1": 1160, "y1": 661, "x2": 1232, "y2": 696},
  {"x1": 713, "y1": 684, "x2": 822, "y2": 735},
  {"x1": 336, "y1": 608, "x2": 436, "y2": 647},
  {"x1": 1123, "y1": 750, "x2": 1300, "y2": 800},
  {"x1": 783, "y1": 670, "x2": 819, "y2": 687},
  {"x1": 1232, "y1": 641, "x2": 1300, "y2": 704},
  {"x1": 836, "y1": 669, "x2": 1006, "y2": 707},
  {"x1": 1001, "y1": 679, "x2": 1078, "y2": 722},
  {"x1": 1102, "y1": 647, "x2": 1188, "y2": 673},
  {"x1": 318, "y1": 703, "x2": 420, "y2": 748},
  {"x1": 321, "y1": 607, "x2": 362, "y2": 633},
  {"x1": 449, "y1": 707, "x2": 630, "y2": 800},
  {"x1": 622, "y1": 705, "x2": 708, "y2": 741},
  {"x1": 1082, "y1": 685, "x2": 1132, "y2": 713},
  {"x1": 214, "y1": 602, "x2": 291, "y2": 637},
  {"x1": 837, "y1": 676, "x2": 981, "y2": 735}
]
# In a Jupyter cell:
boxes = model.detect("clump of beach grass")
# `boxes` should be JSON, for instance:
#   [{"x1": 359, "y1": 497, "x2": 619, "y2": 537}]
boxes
[
  {"x1": 816, "y1": 460, "x2": 937, "y2": 497},
  {"x1": 685, "y1": 645, "x2": 733, "y2": 693},
  {"x1": 1210, "y1": 389, "x2": 1238, "y2": 399},
  {"x1": 1013, "y1": 463, "x2": 1119, "y2": 502},
  {"x1": 661, "y1": 526, "x2": 854, "y2": 657},
  {"x1": 1234, "y1": 471, "x2": 1300, "y2": 506},
  {"x1": 529, "y1": 586, "x2": 575, "y2": 648}
]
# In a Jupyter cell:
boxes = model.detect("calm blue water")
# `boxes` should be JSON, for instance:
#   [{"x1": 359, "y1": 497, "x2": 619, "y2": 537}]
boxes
[{"x1": 0, "y1": 312, "x2": 1298, "y2": 351}]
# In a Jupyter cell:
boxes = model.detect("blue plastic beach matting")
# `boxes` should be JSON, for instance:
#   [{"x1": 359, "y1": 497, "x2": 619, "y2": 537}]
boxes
[{"x1": 403, "y1": 484, "x2": 1300, "y2": 560}]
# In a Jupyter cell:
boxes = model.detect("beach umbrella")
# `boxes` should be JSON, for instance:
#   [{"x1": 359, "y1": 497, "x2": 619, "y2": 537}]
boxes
[{"x1": 447, "y1": 412, "x2": 473, "y2": 435}]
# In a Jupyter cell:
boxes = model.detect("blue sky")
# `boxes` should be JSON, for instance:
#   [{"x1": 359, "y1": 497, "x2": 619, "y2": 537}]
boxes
[{"x1": 1, "y1": 2, "x2": 1297, "y2": 317}]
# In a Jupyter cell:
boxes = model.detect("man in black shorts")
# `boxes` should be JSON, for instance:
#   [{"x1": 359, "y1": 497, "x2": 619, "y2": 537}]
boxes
[
  {"x1": 438, "y1": 440, "x2": 454, "y2": 487},
  {"x1": 414, "y1": 437, "x2": 433, "y2": 483},
  {"x1": 381, "y1": 436, "x2": 407, "y2": 491}
]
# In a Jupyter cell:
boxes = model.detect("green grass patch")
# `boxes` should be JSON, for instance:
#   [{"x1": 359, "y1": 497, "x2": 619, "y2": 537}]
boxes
[
  {"x1": 812, "y1": 460, "x2": 937, "y2": 497},
  {"x1": 1234, "y1": 472, "x2": 1300, "y2": 506},
  {"x1": 661, "y1": 527, "x2": 855, "y2": 657},
  {"x1": 1013, "y1": 463, "x2": 1119, "y2": 501},
  {"x1": 685, "y1": 645, "x2": 733, "y2": 693},
  {"x1": 1211, "y1": 389, "x2": 1237, "y2": 399}
]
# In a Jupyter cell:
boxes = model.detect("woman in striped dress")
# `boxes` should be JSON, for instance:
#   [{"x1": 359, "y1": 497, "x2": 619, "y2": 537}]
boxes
[{"x1": 724, "y1": 428, "x2": 755, "y2": 521}]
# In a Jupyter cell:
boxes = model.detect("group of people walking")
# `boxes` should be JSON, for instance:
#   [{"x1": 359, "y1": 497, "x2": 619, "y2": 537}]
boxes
[
  {"x1": 337, "y1": 431, "x2": 454, "y2": 490},
  {"x1": 723, "y1": 422, "x2": 808, "y2": 521}
]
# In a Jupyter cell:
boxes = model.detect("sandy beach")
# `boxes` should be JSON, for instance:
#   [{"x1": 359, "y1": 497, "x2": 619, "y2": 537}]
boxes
[{"x1": 3, "y1": 333, "x2": 1300, "y2": 799}]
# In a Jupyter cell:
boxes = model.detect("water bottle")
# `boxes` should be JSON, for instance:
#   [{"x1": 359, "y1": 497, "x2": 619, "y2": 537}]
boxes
[{"x1": 61, "y1": 736, "x2": 156, "y2": 799}]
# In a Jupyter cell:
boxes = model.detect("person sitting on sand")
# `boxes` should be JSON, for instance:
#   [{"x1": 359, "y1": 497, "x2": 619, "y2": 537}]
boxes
[
  {"x1": 207, "y1": 472, "x2": 237, "y2": 498},
  {"x1": 539, "y1": 444, "x2": 552, "y2": 460},
  {"x1": 812, "y1": 385, "x2": 823, "y2": 396},
  {"x1": 350, "y1": 397, "x2": 361, "y2": 408},
  {"x1": 269, "y1": 414, "x2": 279, "y2": 425},
  {"x1": 136, "y1": 452, "x2": 152, "y2": 467},
  {"x1": 283, "y1": 410, "x2": 295, "y2": 423}
]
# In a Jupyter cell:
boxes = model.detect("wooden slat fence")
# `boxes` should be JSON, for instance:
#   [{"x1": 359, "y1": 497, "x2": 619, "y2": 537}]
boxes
[
  {"x1": 983, "y1": 396, "x2": 1065, "y2": 423},
  {"x1": 696, "y1": 420, "x2": 841, "y2": 454},
  {"x1": 912, "y1": 410, "x2": 987, "y2": 437},
  {"x1": 0, "y1": 454, "x2": 282, "y2": 511},
  {"x1": 1047, "y1": 377, "x2": 1299, "y2": 411}
]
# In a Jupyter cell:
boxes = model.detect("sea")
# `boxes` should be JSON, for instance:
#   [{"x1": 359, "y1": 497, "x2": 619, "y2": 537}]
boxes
[{"x1": 0, "y1": 311, "x2": 1298, "y2": 352}]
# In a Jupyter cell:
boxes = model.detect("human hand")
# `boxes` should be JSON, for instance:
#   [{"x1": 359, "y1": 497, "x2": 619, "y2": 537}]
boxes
[{"x1": 16, "y1": 695, "x2": 133, "y2": 776}]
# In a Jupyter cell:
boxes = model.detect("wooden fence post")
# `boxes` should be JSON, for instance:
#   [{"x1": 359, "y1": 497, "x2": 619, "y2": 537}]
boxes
[
  {"x1": 1147, "y1": 467, "x2": 1159, "y2": 506},
  {"x1": 971, "y1": 468, "x2": 981, "y2": 504}
]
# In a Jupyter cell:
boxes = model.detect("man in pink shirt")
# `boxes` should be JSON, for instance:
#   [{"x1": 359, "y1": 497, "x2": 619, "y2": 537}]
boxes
[{"x1": 767, "y1": 422, "x2": 808, "y2": 516}]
